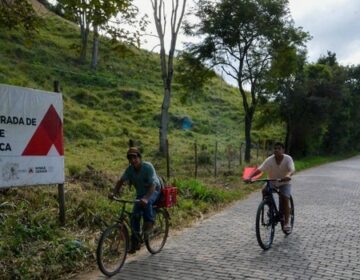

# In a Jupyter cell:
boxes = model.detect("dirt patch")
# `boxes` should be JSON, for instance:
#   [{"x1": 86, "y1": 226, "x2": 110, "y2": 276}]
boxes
[{"x1": 28, "y1": 0, "x2": 53, "y2": 16}]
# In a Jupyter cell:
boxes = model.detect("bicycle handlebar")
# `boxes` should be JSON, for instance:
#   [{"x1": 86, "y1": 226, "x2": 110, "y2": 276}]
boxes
[
  {"x1": 247, "y1": 178, "x2": 281, "y2": 183},
  {"x1": 246, "y1": 177, "x2": 292, "y2": 183}
]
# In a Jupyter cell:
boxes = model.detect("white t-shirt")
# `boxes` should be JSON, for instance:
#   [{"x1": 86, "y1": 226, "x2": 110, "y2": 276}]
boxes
[{"x1": 258, "y1": 154, "x2": 295, "y2": 186}]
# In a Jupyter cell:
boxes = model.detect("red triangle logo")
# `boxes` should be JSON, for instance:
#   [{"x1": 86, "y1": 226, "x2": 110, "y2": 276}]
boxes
[{"x1": 22, "y1": 105, "x2": 64, "y2": 156}]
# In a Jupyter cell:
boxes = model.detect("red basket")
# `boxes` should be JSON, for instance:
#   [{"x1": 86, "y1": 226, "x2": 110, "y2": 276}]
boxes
[{"x1": 157, "y1": 186, "x2": 177, "y2": 208}]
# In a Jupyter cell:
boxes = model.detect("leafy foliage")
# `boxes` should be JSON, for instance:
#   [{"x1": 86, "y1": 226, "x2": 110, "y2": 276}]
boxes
[
  {"x1": 175, "y1": 51, "x2": 216, "y2": 103},
  {"x1": 0, "y1": 10, "x2": 251, "y2": 279},
  {"x1": 186, "y1": 0, "x2": 310, "y2": 161},
  {"x1": 0, "y1": 0, "x2": 39, "y2": 31},
  {"x1": 56, "y1": 0, "x2": 143, "y2": 65},
  {"x1": 0, "y1": 3, "x2": 359, "y2": 279}
]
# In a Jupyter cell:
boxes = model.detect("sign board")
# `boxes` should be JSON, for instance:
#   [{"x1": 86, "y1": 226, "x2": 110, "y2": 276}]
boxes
[{"x1": 0, "y1": 84, "x2": 64, "y2": 188}]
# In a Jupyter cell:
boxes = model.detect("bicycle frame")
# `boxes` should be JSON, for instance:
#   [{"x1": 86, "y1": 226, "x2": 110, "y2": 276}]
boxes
[
  {"x1": 263, "y1": 180, "x2": 284, "y2": 226},
  {"x1": 112, "y1": 198, "x2": 168, "y2": 243},
  {"x1": 254, "y1": 179, "x2": 284, "y2": 226},
  {"x1": 113, "y1": 198, "x2": 145, "y2": 243},
  {"x1": 251, "y1": 178, "x2": 294, "y2": 250},
  {"x1": 251, "y1": 179, "x2": 294, "y2": 231},
  {"x1": 97, "y1": 197, "x2": 170, "y2": 276}
]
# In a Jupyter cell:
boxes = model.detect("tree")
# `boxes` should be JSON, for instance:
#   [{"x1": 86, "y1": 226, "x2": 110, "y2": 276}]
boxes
[
  {"x1": 316, "y1": 53, "x2": 351, "y2": 154},
  {"x1": 175, "y1": 51, "x2": 216, "y2": 103},
  {"x1": 151, "y1": 0, "x2": 187, "y2": 155},
  {"x1": 253, "y1": 49, "x2": 307, "y2": 154},
  {"x1": 89, "y1": 1, "x2": 149, "y2": 69},
  {"x1": 57, "y1": 0, "x2": 91, "y2": 63},
  {"x1": 346, "y1": 64, "x2": 360, "y2": 150},
  {"x1": 57, "y1": 0, "x2": 136, "y2": 66},
  {"x1": 0, "y1": 0, "x2": 39, "y2": 32},
  {"x1": 186, "y1": 0, "x2": 308, "y2": 161},
  {"x1": 283, "y1": 54, "x2": 345, "y2": 156}
]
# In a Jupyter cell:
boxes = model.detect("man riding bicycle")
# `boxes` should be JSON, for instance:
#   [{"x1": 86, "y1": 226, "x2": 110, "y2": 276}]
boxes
[
  {"x1": 110, "y1": 147, "x2": 161, "y2": 253},
  {"x1": 245, "y1": 142, "x2": 295, "y2": 233}
]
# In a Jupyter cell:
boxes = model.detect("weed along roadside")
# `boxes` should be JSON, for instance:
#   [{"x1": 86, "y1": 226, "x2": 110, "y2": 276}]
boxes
[
  {"x1": 0, "y1": 174, "x2": 259, "y2": 279},
  {"x1": 1, "y1": 153, "x2": 356, "y2": 279},
  {"x1": 1, "y1": 0, "x2": 359, "y2": 278},
  {"x1": 0, "y1": 152, "x2": 327, "y2": 280}
]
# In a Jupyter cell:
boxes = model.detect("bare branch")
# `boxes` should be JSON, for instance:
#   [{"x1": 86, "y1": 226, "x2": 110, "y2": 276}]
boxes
[{"x1": 221, "y1": 66, "x2": 238, "y2": 81}]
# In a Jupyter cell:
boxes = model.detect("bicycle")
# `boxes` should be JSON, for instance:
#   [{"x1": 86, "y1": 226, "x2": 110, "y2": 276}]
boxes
[
  {"x1": 96, "y1": 197, "x2": 170, "y2": 277},
  {"x1": 251, "y1": 179, "x2": 295, "y2": 250}
]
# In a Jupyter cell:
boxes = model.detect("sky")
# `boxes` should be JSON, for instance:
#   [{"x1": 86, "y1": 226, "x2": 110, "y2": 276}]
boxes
[
  {"x1": 288, "y1": 0, "x2": 360, "y2": 65},
  {"x1": 134, "y1": 0, "x2": 360, "y2": 66}
]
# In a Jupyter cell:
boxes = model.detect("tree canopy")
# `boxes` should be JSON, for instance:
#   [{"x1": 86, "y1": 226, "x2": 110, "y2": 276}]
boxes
[
  {"x1": 56, "y1": 0, "x2": 140, "y2": 65},
  {"x1": 0, "y1": 0, "x2": 39, "y2": 32},
  {"x1": 186, "y1": 0, "x2": 309, "y2": 161}
]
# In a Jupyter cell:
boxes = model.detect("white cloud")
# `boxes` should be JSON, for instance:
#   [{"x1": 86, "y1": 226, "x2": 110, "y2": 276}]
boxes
[
  {"x1": 288, "y1": 0, "x2": 360, "y2": 65},
  {"x1": 135, "y1": 0, "x2": 360, "y2": 66}
]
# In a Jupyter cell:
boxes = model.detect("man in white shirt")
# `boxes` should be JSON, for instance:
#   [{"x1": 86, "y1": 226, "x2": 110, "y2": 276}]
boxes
[{"x1": 245, "y1": 142, "x2": 295, "y2": 233}]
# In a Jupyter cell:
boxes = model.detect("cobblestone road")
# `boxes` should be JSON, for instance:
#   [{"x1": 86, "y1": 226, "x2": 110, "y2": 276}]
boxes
[{"x1": 94, "y1": 156, "x2": 360, "y2": 280}]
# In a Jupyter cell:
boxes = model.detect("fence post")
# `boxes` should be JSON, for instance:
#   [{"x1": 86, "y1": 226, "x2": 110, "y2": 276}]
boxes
[
  {"x1": 166, "y1": 138, "x2": 170, "y2": 180},
  {"x1": 128, "y1": 139, "x2": 134, "y2": 147},
  {"x1": 214, "y1": 141, "x2": 218, "y2": 177},
  {"x1": 54, "y1": 81, "x2": 65, "y2": 226},
  {"x1": 256, "y1": 140, "x2": 259, "y2": 160},
  {"x1": 227, "y1": 144, "x2": 232, "y2": 171},
  {"x1": 263, "y1": 139, "x2": 267, "y2": 160},
  {"x1": 239, "y1": 142, "x2": 244, "y2": 166},
  {"x1": 194, "y1": 141, "x2": 198, "y2": 178}
]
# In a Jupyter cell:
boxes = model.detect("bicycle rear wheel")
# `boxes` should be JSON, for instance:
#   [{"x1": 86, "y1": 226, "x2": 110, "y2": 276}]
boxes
[
  {"x1": 96, "y1": 223, "x2": 129, "y2": 276},
  {"x1": 145, "y1": 209, "x2": 169, "y2": 254},
  {"x1": 256, "y1": 200, "x2": 275, "y2": 250},
  {"x1": 282, "y1": 196, "x2": 295, "y2": 235}
]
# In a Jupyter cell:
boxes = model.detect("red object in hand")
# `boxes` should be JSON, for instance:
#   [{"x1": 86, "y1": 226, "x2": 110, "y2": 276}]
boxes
[{"x1": 242, "y1": 166, "x2": 263, "y2": 180}]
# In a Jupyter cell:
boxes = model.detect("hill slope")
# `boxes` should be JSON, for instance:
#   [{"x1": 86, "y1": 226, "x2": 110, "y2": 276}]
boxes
[
  {"x1": 0, "y1": 8, "x2": 294, "y2": 280},
  {"x1": 0, "y1": 12, "x2": 257, "y2": 279},
  {"x1": 0, "y1": 14, "x2": 250, "y2": 177}
]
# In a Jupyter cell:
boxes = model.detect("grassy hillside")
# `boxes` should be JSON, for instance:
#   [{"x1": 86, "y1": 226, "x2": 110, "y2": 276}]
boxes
[
  {"x1": 0, "y1": 14, "x2": 260, "y2": 177},
  {"x1": 1, "y1": 9, "x2": 357, "y2": 280},
  {"x1": 0, "y1": 13, "x2": 266, "y2": 279}
]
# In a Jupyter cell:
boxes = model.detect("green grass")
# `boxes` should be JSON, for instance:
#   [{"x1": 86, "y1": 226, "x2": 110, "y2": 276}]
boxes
[
  {"x1": 0, "y1": 12, "x2": 358, "y2": 280},
  {"x1": 294, "y1": 152, "x2": 359, "y2": 171}
]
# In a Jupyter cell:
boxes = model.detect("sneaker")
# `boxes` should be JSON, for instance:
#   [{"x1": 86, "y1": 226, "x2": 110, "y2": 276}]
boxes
[
  {"x1": 283, "y1": 224, "x2": 292, "y2": 234},
  {"x1": 128, "y1": 241, "x2": 141, "y2": 254}
]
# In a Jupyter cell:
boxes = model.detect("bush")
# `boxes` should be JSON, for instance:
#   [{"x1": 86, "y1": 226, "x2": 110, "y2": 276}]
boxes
[{"x1": 175, "y1": 179, "x2": 226, "y2": 203}]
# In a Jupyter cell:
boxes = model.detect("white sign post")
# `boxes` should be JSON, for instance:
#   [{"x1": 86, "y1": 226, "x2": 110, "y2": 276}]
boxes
[{"x1": 0, "y1": 82, "x2": 65, "y2": 223}]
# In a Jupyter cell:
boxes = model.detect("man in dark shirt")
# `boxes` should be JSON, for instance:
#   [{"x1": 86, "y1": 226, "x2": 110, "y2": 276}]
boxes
[{"x1": 110, "y1": 147, "x2": 161, "y2": 253}]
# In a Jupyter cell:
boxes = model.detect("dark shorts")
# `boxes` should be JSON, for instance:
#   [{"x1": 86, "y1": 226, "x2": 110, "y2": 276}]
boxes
[
  {"x1": 263, "y1": 183, "x2": 292, "y2": 198},
  {"x1": 278, "y1": 184, "x2": 291, "y2": 198}
]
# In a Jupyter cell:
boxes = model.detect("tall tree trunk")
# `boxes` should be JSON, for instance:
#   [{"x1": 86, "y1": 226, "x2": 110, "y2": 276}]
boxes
[
  {"x1": 239, "y1": 83, "x2": 255, "y2": 163},
  {"x1": 285, "y1": 117, "x2": 291, "y2": 154},
  {"x1": 244, "y1": 111, "x2": 253, "y2": 162},
  {"x1": 152, "y1": 0, "x2": 187, "y2": 156},
  {"x1": 91, "y1": 25, "x2": 99, "y2": 69},
  {"x1": 159, "y1": 86, "x2": 171, "y2": 153},
  {"x1": 80, "y1": 23, "x2": 89, "y2": 64}
]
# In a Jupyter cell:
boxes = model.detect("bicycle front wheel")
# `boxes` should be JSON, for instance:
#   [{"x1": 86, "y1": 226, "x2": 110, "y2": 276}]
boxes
[
  {"x1": 96, "y1": 223, "x2": 129, "y2": 277},
  {"x1": 145, "y1": 209, "x2": 169, "y2": 254},
  {"x1": 256, "y1": 200, "x2": 275, "y2": 250}
]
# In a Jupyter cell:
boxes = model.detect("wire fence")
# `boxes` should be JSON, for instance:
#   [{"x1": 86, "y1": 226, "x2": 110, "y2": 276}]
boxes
[{"x1": 149, "y1": 138, "x2": 276, "y2": 181}]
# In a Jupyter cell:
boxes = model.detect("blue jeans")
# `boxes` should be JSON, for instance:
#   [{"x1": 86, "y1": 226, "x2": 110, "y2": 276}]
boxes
[{"x1": 131, "y1": 191, "x2": 160, "y2": 242}]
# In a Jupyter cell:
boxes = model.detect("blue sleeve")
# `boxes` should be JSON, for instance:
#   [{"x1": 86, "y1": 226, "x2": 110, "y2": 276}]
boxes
[
  {"x1": 147, "y1": 163, "x2": 156, "y2": 185},
  {"x1": 120, "y1": 166, "x2": 130, "y2": 182},
  {"x1": 143, "y1": 162, "x2": 157, "y2": 186}
]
